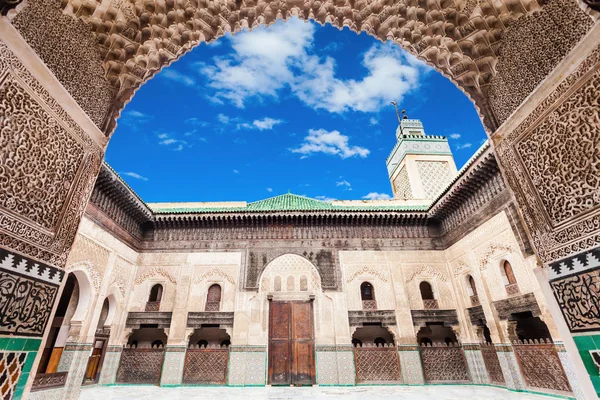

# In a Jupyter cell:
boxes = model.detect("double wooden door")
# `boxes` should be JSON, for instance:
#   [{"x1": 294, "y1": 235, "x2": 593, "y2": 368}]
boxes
[{"x1": 268, "y1": 301, "x2": 315, "y2": 386}]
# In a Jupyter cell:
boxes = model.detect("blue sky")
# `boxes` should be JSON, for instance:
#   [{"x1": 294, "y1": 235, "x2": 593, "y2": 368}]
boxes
[{"x1": 106, "y1": 17, "x2": 487, "y2": 203}]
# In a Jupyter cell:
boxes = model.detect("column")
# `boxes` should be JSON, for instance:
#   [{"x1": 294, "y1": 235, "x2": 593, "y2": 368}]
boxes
[
  {"x1": 160, "y1": 265, "x2": 192, "y2": 386},
  {"x1": 0, "y1": 14, "x2": 106, "y2": 400}
]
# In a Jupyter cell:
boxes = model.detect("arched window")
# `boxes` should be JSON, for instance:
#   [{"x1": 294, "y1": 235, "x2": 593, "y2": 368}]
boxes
[
  {"x1": 360, "y1": 282, "x2": 377, "y2": 310},
  {"x1": 205, "y1": 284, "x2": 222, "y2": 311},
  {"x1": 197, "y1": 340, "x2": 209, "y2": 348},
  {"x1": 374, "y1": 337, "x2": 386, "y2": 347},
  {"x1": 419, "y1": 281, "x2": 434, "y2": 300},
  {"x1": 467, "y1": 275, "x2": 480, "y2": 306},
  {"x1": 501, "y1": 260, "x2": 519, "y2": 295},
  {"x1": 361, "y1": 282, "x2": 374, "y2": 300},
  {"x1": 151, "y1": 340, "x2": 164, "y2": 348},
  {"x1": 149, "y1": 284, "x2": 163, "y2": 302},
  {"x1": 274, "y1": 276, "x2": 282, "y2": 292},
  {"x1": 419, "y1": 281, "x2": 438, "y2": 309},
  {"x1": 502, "y1": 261, "x2": 517, "y2": 285}
]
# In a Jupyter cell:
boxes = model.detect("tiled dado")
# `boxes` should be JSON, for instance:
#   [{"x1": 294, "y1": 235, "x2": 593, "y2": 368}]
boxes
[
  {"x1": 0, "y1": 337, "x2": 41, "y2": 400},
  {"x1": 227, "y1": 347, "x2": 266, "y2": 386},
  {"x1": 315, "y1": 346, "x2": 355, "y2": 386},
  {"x1": 573, "y1": 334, "x2": 600, "y2": 396}
]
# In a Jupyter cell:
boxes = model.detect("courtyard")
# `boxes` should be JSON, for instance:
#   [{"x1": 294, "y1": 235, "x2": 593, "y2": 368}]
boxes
[{"x1": 80, "y1": 385, "x2": 554, "y2": 400}]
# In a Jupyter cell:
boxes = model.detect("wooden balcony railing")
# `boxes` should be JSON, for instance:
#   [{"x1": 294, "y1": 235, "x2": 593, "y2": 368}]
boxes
[
  {"x1": 145, "y1": 301, "x2": 160, "y2": 311},
  {"x1": 31, "y1": 372, "x2": 68, "y2": 391},
  {"x1": 470, "y1": 294, "x2": 480, "y2": 306},
  {"x1": 505, "y1": 283, "x2": 520, "y2": 296},
  {"x1": 362, "y1": 300, "x2": 378, "y2": 310},
  {"x1": 423, "y1": 299, "x2": 439, "y2": 309}
]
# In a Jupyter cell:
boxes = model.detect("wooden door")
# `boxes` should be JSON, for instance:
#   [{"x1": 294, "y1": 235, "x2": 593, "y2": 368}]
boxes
[{"x1": 268, "y1": 301, "x2": 315, "y2": 386}]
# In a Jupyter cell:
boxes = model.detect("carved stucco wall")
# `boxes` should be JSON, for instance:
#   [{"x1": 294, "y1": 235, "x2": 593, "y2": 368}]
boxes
[
  {"x1": 0, "y1": 40, "x2": 104, "y2": 268},
  {"x1": 190, "y1": 264, "x2": 239, "y2": 312},
  {"x1": 5, "y1": 0, "x2": 593, "y2": 135},
  {"x1": 494, "y1": 40, "x2": 600, "y2": 265},
  {"x1": 342, "y1": 263, "x2": 395, "y2": 311}
]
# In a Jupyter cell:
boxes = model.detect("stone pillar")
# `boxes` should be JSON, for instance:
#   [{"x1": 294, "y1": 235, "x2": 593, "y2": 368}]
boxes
[
  {"x1": 227, "y1": 346, "x2": 267, "y2": 386},
  {"x1": 160, "y1": 265, "x2": 192, "y2": 386},
  {"x1": 316, "y1": 344, "x2": 356, "y2": 386},
  {"x1": 56, "y1": 343, "x2": 93, "y2": 399},
  {"x1": 463, "y1": 343, "x2": 490, "y2": 385},
  {"x1": 491, "y1": 21, "x2": 600, "y2": 400},
  {"x1": 160, "y1": 346, "x2": 187, "y2": 387},
  {"x1": 495, "y1": 344, "x2": 527, "y2": 391},
  {"x1": 97, "y1": 345, "x2": 122, "y2": 385},
  {"x1": 397, "y1": 344, "x2": 425, "y2": 384},
  {"x1": 534, "y1": 266, "x2": 597, "y2": 399},
  {"x1": 0, "y1": 14, "x2": 106, "y2": 400}
]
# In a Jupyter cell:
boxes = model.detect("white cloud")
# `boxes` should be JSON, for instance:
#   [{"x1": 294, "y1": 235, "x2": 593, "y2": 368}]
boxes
[
  {"x1": 316, "y1": 195, "x2": 336, "y2": 202},
  {"x1": 253, "y1": 117, "x2": 283, "y2": 130},
  {"x1": 217, "y1": 114, "x2": 230, "y2": 124},
  {"x1": 121, "y1": 172, "x2": 148, "y2": 181},
  {"x1": 198, "y1": 18, "x2": 428, "y2": 114},
  {"x1": 369, "y1": 117, "x2": 378, "y2": 125},
  {"x1": 156, "y1": 133, "x2": 188, "y2": 150},
  {"x1": 291, "y1": 129, "x2": 369, "y2": 159},
  {"x1": 449, "y1": 133, "x2": 461, "y2": 139},
  {"x1": 267, "y1": 188, "x2": 273, "y2": 192},
  {"x1": 236, "y1": 117, "x2": 284, "y2": 131},
  {"x1": 185, "y1": 117, "x2": 209, "y2": 127},
  {"x1": 362, "y1": 192, "x2": 392, "y2": 200},
  {"x1": 336, "y1": 180, "x2": 352, "y2": 190},
  {"x1": 161, "y1": 68, "x2": 196, "y2": 86},
  {"x1": 126, "y1": 110, "x2": 148, "y2": 118},
  {"x1": 233, "y1": 169, "x2": 239, "y2": 174},
  {"x1": 455, "y1": 142, "x2": 473, "y2": 150}
]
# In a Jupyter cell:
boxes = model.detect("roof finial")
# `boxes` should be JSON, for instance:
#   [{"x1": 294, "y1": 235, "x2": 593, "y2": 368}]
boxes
[{"x1": 391, "y1": 101, "x2": 401, "y2": 124}]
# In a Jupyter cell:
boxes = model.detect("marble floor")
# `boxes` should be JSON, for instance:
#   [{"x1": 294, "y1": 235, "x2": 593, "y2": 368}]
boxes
[{"x1": 80, "y1": 385, "x2": 553, "y2": 399}]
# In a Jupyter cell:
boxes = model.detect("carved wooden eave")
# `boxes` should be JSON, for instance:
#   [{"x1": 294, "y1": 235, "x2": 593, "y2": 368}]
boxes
[
  {"x1": 86, "y1": 144, "x2": 513, "y2": 248},
  {"x1": 428, "y1": 142, "x2": 503, "y2": 220},
  {"x1": 92, "y1": 163, "x2": 153, "y2": 223}
]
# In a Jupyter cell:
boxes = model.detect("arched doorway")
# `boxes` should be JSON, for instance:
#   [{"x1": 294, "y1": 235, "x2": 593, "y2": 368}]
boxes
[
  {"x1": 83, "y1": 296, "x2": 113, "y2": 384},
  {"x1": 260, "y1": 254, "x2": 320, "y2": 386}
]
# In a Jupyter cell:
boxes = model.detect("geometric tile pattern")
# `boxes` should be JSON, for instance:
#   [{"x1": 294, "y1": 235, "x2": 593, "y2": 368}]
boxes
[
  {"x1": 316, "y1": 351, "x2": 355, "y2": 386},
  {"x1": 354, "y1": 347, "x2": 402, "y2": 382},
  {"x1": 161, "y1": 350, "x2": 185, "y2": 386},
  {"x1": 496, "y1": 347, "x2": 526, "y2": 391},
  {"x1": 398, "y1": 350, "x2": 424, "y2": 384},
  {"x1": 0, "y1": 337, "x2": 39, "y2": 400},
  {"x1": 572, "y1": 335, "x2": 600, "y2": 397},
  {"x1": 98, "y1": 347, "x2": 122, "y2": 385},
  {"x1": 183, "y1": 349, "x2": 228, "y2": 384},
  {"x1": 419, "y1": 345, "x2": 470, "y2": 383},
  {"x1": 480, "y1": 344, "x2": 505, "y2": 385},
  {"x1": 416, "y1": 161, "x2": 452, "y2": 199},
  {"x1": 512, "y1": 342, "x2": 571, "y2": 393},
  {"x1": 0, "y1": 352, "x2": 27, "y2": 400},
  {"x1": 227, "y1": 351, "x2": 266, "y2": 386},
  {"x1": 548, "y1": 247, "x2": 600, "y2": 280},
  {"x1": 464, "y1": 348, "x2": 489, "y2": 384},
  {"x1": 556, "y1": 345, "x2": 586, "y2": 400}
]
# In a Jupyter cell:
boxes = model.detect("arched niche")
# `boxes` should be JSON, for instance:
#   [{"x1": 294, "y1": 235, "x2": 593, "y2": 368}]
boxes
[
  {"x1": 258, "y1": 253, "x2": 322, "y2": 295},
  {"x1": 67, "y1": 267, "x2": 94, "y2": 324}
]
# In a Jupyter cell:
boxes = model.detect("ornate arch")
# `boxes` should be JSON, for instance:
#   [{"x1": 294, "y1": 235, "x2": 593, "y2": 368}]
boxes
[{"x1": 258, "y1": 253, "x2": 322, "y2": 292}]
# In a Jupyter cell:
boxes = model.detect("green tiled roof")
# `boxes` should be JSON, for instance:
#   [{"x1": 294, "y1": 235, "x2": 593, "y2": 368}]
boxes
[
  {"x1": 151, "y1": 193, "x2": 428, "y2": 214},
  {"x1": 247, "y1": 193, "x2": 333, "y2": 211}
]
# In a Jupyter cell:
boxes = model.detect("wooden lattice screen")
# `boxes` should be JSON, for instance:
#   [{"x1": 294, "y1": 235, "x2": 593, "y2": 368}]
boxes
[
  {"x1": 513, "y1": 340, "x2": 571, "y2": 393},
  {"x1": 116, "y1": 348, "x2": 165, "y2": 384},
  {"x1": 419, "y1": 343, "x2": 470, "y2": 383},
  {"x1": 354, "y1": 344, "x2": 402, "y2": 383},
  {"x1": 183, "y1": 346, "x2": 229, "y2": 384}
]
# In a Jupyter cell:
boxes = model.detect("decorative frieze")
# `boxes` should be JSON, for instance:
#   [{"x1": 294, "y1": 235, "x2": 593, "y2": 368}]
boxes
[
  {"x1": 0, "y1": 248, "x2": 63, "y2": 336},
  {"x1": 493, "y1": 293, "x2": 541, "y2": 321},
  {"x1": 410, "y1": 309, "x2": 459, "y2": 327},
  {"x1": 187, "y1": 312, "x2": 234, "y2": 328},
  {"x1": 125, "y1": 312, "x2": 172, "y2": 329},
  {"x1": 348, "y1": 310, "x2": 397, "y2": 327}
]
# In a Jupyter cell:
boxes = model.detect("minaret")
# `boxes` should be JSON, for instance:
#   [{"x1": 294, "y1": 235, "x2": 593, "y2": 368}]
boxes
[{"x1": 386, "y1": 107, "x2": 457, "y2": 201}]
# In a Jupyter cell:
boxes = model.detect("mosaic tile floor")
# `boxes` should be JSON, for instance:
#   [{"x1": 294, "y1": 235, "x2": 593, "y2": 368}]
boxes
[{"x1": 80, "y1": 385, "x2": 552, "y2": 399}]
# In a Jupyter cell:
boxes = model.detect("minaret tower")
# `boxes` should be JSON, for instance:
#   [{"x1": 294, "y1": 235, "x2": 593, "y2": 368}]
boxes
[{"x1": 386, "y1": 106, "x2": 458, "y2": 202}]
